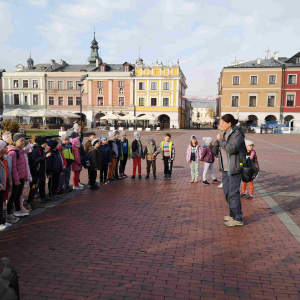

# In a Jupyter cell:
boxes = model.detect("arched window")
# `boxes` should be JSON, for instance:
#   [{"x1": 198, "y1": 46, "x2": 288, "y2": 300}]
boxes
[{"x1": 119, "y1": 88, "x2": 124, "y2": 94}]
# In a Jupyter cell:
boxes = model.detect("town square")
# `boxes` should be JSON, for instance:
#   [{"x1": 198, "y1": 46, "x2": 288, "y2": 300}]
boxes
[{"x1": 0, "y1": 0, "x2": 300, "y2": 299}]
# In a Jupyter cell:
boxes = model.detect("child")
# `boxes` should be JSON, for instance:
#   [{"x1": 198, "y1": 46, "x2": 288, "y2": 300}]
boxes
[
  {"x1": 46, "y1": 140, "x2": 63, "y2": 200},
  {"x1": 61, "y1": 135, "x2": 74, "y2": 192},
  {"x1": 99, "y1": 136, "x2": 112, "y2": 184},
  {"x1": 71, "y1": 139, "x2": 83, "y2": 189},
  {"x1": 107, "y1": 131, "x2": 118, "y2": 183},
  {"x1": 71, "y1": 132, "x2": 85, "y2": 187},
  {"x1": 7, "y1": 133, "x2": 29, "y2": 222},
  {"x1": 53, "y1": 137, "x2": 67, "y2": 195},
  {"x1": 131, "y1": 132, "x2": 143, "y2": 179},
  {"x1": 143, "y1": 137, "x2": 157, "y2": 179},
  {"x1": 84, "y1": 132, "x2": 96, "y2": 153},
  {"x1": 154, "y1": 133, "x2": 175, "y2": 180},
  {"x1": 114, "y1": 131, "x2": 122, "y2": 180},
  {"x1": 27, "y1": 136, "x2": 50, "y2": 209},
  {"x1": 119, "y1": 131, "x2": 130, "y2": 178},
  {"x1": 0, "y1": 140, "x2": 13, "y2": 230},
  {"x1": 186, "y1": 135, "x2": 201, "y2": 183},
  {"x1": 88, "y1": 139, "x2": 102, "y2": 190},
  {"x1": 200, "y1": 137, "x2": 219, "y2": 186},
  {"x1": 241, "y1": 140, "x2": 259, "y2": 199}
]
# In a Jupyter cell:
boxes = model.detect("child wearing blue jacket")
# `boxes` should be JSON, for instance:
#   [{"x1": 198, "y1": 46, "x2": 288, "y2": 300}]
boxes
[{"x1": 99, "y1": 136, "x2": 112, "y2": 184}]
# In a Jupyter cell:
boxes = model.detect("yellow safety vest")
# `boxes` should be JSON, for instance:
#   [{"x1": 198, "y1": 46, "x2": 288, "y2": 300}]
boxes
[{"x1": 160, "y1": 141, "x2": 172, "y2": 159}]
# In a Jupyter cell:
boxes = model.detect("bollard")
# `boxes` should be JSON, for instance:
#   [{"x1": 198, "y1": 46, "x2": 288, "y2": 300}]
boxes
[{"x1": 0, "y1": 258, "x2": 20, "y2": 300}]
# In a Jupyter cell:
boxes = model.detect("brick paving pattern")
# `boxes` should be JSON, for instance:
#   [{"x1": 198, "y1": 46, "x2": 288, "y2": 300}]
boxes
[{"x1": 1, "y1": 129, "x2": 300, "y2": 299}]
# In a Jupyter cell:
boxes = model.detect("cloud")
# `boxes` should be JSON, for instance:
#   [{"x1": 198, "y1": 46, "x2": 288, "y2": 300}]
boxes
[
  {"x1": 245, "y1": 16, "x2": 255, "y2": 23},
  {"x1": 29, "y1": 0, "x2": 47, "y2": 8},
  {"x1": 0, "y1": 2, "x2": 15, "y2": 41}
]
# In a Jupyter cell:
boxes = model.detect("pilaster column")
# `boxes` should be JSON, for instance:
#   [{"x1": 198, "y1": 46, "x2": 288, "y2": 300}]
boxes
[
  {"x1": 109, "y1": 79, "x2": 113, "y2": 107},
  {"x1": 88, "y1": 80, "x2": 92, "y2": 105},
  {"x1": 130, "y1": 79, "x2": 134, "y2": 106}
]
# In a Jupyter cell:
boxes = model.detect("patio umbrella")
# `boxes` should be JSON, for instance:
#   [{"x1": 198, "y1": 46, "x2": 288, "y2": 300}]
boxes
[
  {"x1": 137, "y1": 114, "x2": 156, "y2": 121},
  {"x1": 63, "y1": 112, "x2": 81, "y2": 118},
  {"x1": 28, "y1": 110, "x2": 57, "y2": 117},
  {"x1": 3, "y1": 108, "x2": 30, "y2": 117},
  {"x1": 119, "y1": 114, "x2": 137, "y2": 121},
  {"x1": 100, "y1": 114, "x2": 120, "y2": 120}
]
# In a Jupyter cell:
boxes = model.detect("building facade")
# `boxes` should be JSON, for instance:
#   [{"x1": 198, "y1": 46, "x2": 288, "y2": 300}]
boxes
[
  {"x1": 0, "y1": 69, "x2": 5, "y2": 115},
  {"x1": 191, "y1": 101, "x2": 216, "y2": 124}
]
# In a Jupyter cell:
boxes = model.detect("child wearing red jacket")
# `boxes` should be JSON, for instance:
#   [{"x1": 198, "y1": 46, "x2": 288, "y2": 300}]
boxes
[{"x1": 72, "y1": 139, "x2": 83, "y2": 190}]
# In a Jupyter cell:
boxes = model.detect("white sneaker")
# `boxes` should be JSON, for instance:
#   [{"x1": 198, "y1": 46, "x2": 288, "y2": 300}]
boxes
[
  {"x1": 73, "y1": 186, "x2": 80, "y2": 190},
  {"x1": 14, "y1": 210, "x2": 26, "y2": 217},
  {"x1": 79, "y1": 183, "x2": 84, "y2": 187},
  {"x1": 4, "y1": 222, "x2": 12, "y2": 227},
  {"x1": 0, "y1": 224, "x2": 8, "y2": 231},
  {"x1": 21, "y1": 208, "x2": 30, "y2": 215},
  {"x1": 218, "y1": 183, "x2": 223, "y2": 189}
]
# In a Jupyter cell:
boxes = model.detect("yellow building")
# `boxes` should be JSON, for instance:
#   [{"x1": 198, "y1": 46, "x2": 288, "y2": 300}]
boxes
[
  {"x1": 135, "y1": 58, "x2": 188, "y2": 128},
  {"x1": 219, "y1": 57, "x2": 283, "y2": 125}
]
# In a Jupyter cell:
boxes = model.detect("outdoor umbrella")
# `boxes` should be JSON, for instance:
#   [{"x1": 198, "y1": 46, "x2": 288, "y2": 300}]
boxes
[
  {"x1": 3, "y1": 108, "x2": 30, "y2": 117},
  {"x1": 136, "y1": 114, "x2": 156, "y2": 121},
  {"x1": 119, "y1": 114, "x2": 137, "y2": 121},
  {"x1": 28, "y1": 110, "x2": 57, "y2": 117},
  {"x1": 100, "y1": 114, "x2": 120, "y2": 120}
]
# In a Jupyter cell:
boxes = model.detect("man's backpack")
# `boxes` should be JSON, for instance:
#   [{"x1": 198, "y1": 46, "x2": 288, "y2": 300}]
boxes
[
  {"x1": 81, "y1": 152, "x2": 90, "y2": 169},
  {"x1": 239, "y1": 142, "x2": 258, "y2": 183}
]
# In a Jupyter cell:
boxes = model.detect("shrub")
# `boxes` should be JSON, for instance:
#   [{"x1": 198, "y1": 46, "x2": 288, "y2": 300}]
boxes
[{"x1": 2, "y1": 119, "x2": 20, "y2": 133}]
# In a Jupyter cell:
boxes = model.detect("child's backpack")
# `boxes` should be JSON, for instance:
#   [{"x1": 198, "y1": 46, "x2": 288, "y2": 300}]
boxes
[
  {"x1": 28, "y1": 149, "x2": 42, "y2": 176},
  {"x1": 239, "y1": 142, "x2": 258, "y2": 183},
  {"x1": 81, "y1": 152, "x2": 91, "y2": 169}
]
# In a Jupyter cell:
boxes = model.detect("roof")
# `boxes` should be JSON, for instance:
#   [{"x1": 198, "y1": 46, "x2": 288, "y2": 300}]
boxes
[
  {"x1": 191, "y1": 101, "x2": 215, "y2": 108},
  {"x1": 225, "y1": 58, "x2": 284, "y2": 68},
  {"x1": 20, "y1": 64, "x2": 50, "y2": 72},
  {"x1": 0, "y1": 69, "x2": 5, "y2": 72}
]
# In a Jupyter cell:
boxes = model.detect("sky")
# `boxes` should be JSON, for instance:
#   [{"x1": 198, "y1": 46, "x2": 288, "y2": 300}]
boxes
[{"x1": 1, "y1": 0, "x2": 300, "y2": 96}]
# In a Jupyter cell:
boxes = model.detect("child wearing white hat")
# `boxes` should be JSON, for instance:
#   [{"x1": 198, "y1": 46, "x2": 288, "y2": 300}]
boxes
[
  {"x1": 241, "y1": 140, "x2": 259, "y2": 199},
  {"x1": 131, "y1": 132, "x2": 143, "y2": 179},
  {"x1": 200, "y1": 137, "x2": 219, "y2": 186}
]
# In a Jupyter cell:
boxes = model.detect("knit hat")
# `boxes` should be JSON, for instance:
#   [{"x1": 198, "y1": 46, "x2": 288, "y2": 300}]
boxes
[
  {"x1": 71, "y1": 132, "x2": 79, "y2": 139},
  {"x1": 61, "y1": 135, "x2": 69, "y2": 142},
  {"x1": 133, "y1": 132, "x2": 141, "y2": 139},
  {"x1": 92, "y1": 139, "x2": 99, "y2": 147},
  {"x1": 35, "y1": 137, "x2": 47, "y2": 146},
  {"x1": 0, "y1": 140, "x2": 8, "y2": 151},
  {"x1": 71, "y1": 139, "x2": 80, "y2": 146},
  {"x1": 100, "y1": 136, "x2": 107, "y2": 142},
  {"x1": 203, "y1": 137, "x2": 213, "y2": 145},
  {"x1": 108, "y1": 131, "x2": 116, "y2": 139},
  {"x1": 245, "y1": 140, "x2": 254, "y2": 147},
  {"x1": 191, "y1": 135, "x2": 197, "y2": 141},
  {"x1": 148, "y1": 137, "x2": 154, "y2": 143},
  {"x1": 47, "y1": 139, "x2": 58, "y2": 149},
  {"x1": 12, "y1": 133, "x2": 25, "y2": 142},
  {"x1": 121, "y1": 131, "x2": 126, "y2": 136}
]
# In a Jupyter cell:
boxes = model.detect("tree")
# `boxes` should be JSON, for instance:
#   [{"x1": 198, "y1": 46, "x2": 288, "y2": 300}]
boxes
[{"x1": 207, "y1": 108, "x2": 215, "y2": 120}]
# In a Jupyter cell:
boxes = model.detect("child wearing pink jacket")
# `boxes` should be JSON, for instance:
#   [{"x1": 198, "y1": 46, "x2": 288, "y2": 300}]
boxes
[{"x1": 72, "y1": 139, "x2": 82, "y2": 189}]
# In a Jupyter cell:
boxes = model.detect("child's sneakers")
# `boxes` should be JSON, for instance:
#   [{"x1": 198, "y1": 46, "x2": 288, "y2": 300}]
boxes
[
  {"x1": 218, "y1": 183, "x2": 223, "y2": 189},
  {"x1": 245, "y1": 194, "x2": 253, "y2": 199},
  {"x1": 14, "y1": 210, "x2": 28, "y2": 217},
  {"x1": 164, "y1": 175, "x2": 167, "y2": 180},
  {"x1": 153, "y1": 175, "x2": 157, "y2": 179},
  {"x1": 131, "y1": 175, "x2": 135, "y2": 179},
  {"x1": 212, "y1": 179, "x2": 220, "y2": 184},
  {"x1": 138, "y1": 175, "x2": 142, "y2": 179},
  {"x1": 6, "y1": 214, "x2": 19, "y2": 224},
  {"x1": 90, "y1": 185, "x2": 99, "y2": 190},
  {"x1": 223, "y1": 215, "x2": 233, "y2": 221},
  {"x1": 240, "y1": 193, "x2": 247, "y2": 198},
  {"x1": 224, "y1": 219, "x2": 243, "y2": 227},
  {"x1": 145, "y1": 175, "x2": 150, "y2": 179},
  {"x1": 202, "y1": 180, "x2": 210, "y2": 186}
]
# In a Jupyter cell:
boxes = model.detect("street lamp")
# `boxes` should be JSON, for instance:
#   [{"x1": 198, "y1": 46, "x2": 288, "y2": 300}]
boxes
[{"x1": 78, "y1": 83, "x2": 84, "y2": 125}]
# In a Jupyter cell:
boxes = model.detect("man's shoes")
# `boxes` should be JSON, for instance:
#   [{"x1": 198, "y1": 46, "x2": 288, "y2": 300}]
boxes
[
  {"x1": 212, "y1": 179, "x2": 220, "y2": 184},
  {"x1": 245, "y1": 194, "x2": 253, "y2": 199},
  {"x1": 153, "y1": 175, "x2": 157, "y2": 179},
  {"x1": 145, "y1": 175, "x2": 149, "y2": 179},
  {"x1": 90, "y1": 185, "x2": 99, "y2": 190},
  {"x1": 202, "y1": 180, "x2": 210, "y2": 186},
  {"x1": 224, "y1": 219, "x2": 243, "y2": 227},
  {"x1": 138, "y1": 175, "x2": 142, "y2": 179},
  {"x1": 6, "y1": 214, "x2": 19, "y2": 224},
  {"x1": 131, "y1": 175, "x2": 135, "y2": 179}
]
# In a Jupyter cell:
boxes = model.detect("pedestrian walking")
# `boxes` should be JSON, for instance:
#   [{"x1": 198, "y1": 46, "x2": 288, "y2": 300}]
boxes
[{"x1": 186, "y1": 135, "x2": 201, "y2": 183}]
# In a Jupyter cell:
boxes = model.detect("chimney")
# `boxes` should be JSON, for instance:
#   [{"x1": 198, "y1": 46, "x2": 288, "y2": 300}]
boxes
[
  {"x1": 256, "y1": 58, "x2": 261, "y2": 65},
  {"x1": 274, "y1": 52, "x2": 279, "y2": 60},
  {"x1": 60, "y1": 59, "x2": 67, "y2": 66},
  {"x1": 16, "y1": 61, "x2": 25, "y2": 71},
  {"x1": 50, "y1": 59, "x2": 55, "y2": 65},
  {"x1": 96, "y1": 58, "x2": 99, "y2": 67}
]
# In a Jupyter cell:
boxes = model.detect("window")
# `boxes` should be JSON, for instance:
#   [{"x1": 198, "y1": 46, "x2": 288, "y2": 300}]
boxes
[
  {"x1": 267, "y1": 95, "x2": 275, "y2": 107},
  {"x1": 100, "y1": 66, "x2": 105, "y2": 72},
  {"x1": 48, "y1": 81, "x2": 54, "y2": 89},
  {"x1": 288, "y1": 75, "x2": 296, "y2": 84},
  {"x1": 13, "y1": 80, "x2": 19, "y2": 88},
  {"x1": 233, "y1": 76, "x2": 239, "y2": 85},
  {"x1": 287, "y1": 95, "x2": 295, "y2": 107},
  {"x1": 76, "y1": 81, "x2": 81, "y2": 90},
  {"x1": 68, "y1": 97, "x2": 73, "y2": 106},
  {"x1": 119, "y1": 88, "x2": 124, "y2": 94},
  {"x1": 163, "y1": 98, "x2": 169, "y2": 106},
  {"x1": 231, "y1": 95, "x2": 239, "y2": 107},
  {"x1": 296, "y1": 57, "x2": 300, "y2": 64},
  {"x1": 97, "y1": 97, "x2": 103, "y2": 106},
  {"x1": 67, "y1": 81, "x2": 73, "y2": 89},
  {"x1": 269, "y1": 75, "x2": 276, "y2": 84},
  {"x1": 33, "y1": 94, "x2": 38, "y2": 105},
  {"x1": 151, "y1": 98, "x2": 157, "y2": 106},
  {"x1": 163, "y1": 82, "x2": 170, "y2": 90},
  {"x1": 119, "y1": 97, "x2": 125, "y2": 106},
  {"x1": 14, "y1": 94, "x2": 19, "y2": 105},
  {"x1": 33, "y1": 80, "x2": 38, "y2": 88},
  {"x1": 24, "y1": 96, "x2": 28, "y2": 104},
  {"x1": 98, "y1": 81, "x2": 103, "y2": 88},
  {"x1": 23, "y1": 80, "x2": 28, "y2": 88},
  {"x1": 76, "y1": 97, "x2": 81, "y2": 106},
  {"x1": 151, "y1": 82, "x2": 157, "y2": 90},
  {"x1": 249, "y1": 96, "x2": 257, "y2": 107},
  {"x1": 139, "y1": 98, "x2": 145, "y2": 106},
  {"x1": 250, "y1": 76, "x2": 257, "y2": 85},
  {"x1": 98, "y1": 88, "x2": 103, "y2": 94},
  {"x1": 58, "y1": 81, "x2": 63, "y2": 89},
  {"x1": 58, "y1": 97, "x2": 63, "y2": 105},
  {"x1": 49, "y1": 97, "x2": 54, "y2": 105},
  {"x1": 119, "y1": 81, "x2": 124, "y2": 87},
  {"x1": 124, "y1": 65, "x2": 129, "y2": 72},
  {"x1": 139, "y1": 82, "x2": 145, "y2": 90}
]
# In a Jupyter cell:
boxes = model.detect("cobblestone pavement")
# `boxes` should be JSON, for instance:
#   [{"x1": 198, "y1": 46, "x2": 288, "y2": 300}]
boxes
[{"x1": 1, "y1": 130, "x2": 300, "y2": 300}]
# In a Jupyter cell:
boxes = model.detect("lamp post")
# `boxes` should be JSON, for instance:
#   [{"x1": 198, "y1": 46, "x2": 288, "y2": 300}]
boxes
[{"x1": 78, "y1": 83, "x2": 84, "y2": 126}]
